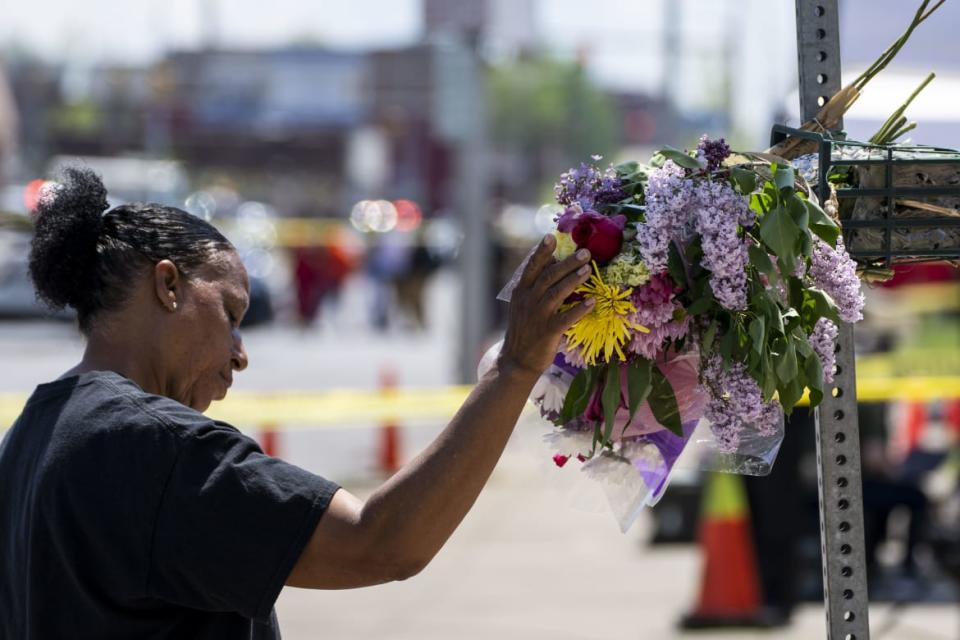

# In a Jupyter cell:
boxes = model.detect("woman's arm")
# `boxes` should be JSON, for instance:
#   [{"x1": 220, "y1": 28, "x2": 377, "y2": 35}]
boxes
[{"x1": 287, "y1": 236, "x2": 593, "y2": 589}]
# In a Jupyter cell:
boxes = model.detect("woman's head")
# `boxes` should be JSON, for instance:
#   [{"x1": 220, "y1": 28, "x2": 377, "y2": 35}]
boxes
[{"x1": 29, "y1": 166, "x2": 250, "y2": 410}]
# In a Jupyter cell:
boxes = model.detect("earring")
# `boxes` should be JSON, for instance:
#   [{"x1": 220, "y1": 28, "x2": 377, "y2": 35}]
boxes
[{"x1": 172, "y1": 301, "x2": 178, "y2": 310}]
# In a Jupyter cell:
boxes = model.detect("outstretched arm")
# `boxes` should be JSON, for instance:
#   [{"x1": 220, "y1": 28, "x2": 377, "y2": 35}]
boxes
[{"x1": 287, "y1": 236, "x2": 593, "y2": 589}]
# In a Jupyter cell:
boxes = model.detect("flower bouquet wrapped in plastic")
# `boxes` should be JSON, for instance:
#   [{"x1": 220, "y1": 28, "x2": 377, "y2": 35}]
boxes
[{"x1": 492, "y1": 137, "x2": 865, "y2": 531}]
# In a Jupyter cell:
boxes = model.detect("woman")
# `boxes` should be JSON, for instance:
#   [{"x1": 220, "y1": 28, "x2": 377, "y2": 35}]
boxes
[{"x1": 0, "y1": 168, "x2": 594, "y2": 638}]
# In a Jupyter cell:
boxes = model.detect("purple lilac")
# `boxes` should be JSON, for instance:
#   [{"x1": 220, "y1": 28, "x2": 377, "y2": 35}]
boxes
[
  {"x1": 809, "y1": 236, "x2": 865, "y2": 323},
  {"x1": 696, "y1": 135, "x2": 732, "y2": 172},
  {"x1": 636, "y1": 161, "x2": 696, "y2": 272},
  {"x1": 702, "y1": 354, "x2": 782, "y2": 453},
  {"x1": 693, "y1": 180, "x2": 753, "y2": 311},
  {"x1": 555, "y1": 161, "x2": 626, "y2": 211},
  {"x1": 809, "y1": 317, "x2": 839, "y2": 384}
]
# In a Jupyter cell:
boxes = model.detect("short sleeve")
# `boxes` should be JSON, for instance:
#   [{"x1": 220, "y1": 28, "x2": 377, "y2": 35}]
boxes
[{"x1": 147, "y1": 422, "x2": 339, "y2": 620}]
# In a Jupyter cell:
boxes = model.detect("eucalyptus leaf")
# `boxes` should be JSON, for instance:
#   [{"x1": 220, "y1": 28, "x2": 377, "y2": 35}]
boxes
[
  {"x1": 627, "y1": 358, "x2": 653, "y2": 421},
  {"x1": 601, "y1": 361, "x2": 621, "y2": 447},
  {"x1": 649, "y1": 365, "x2": 683, "y2": 437}
]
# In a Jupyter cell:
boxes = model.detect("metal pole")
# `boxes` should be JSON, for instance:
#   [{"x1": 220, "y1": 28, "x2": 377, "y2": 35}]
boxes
[
  {"x1": 433, "y1": 37, "x2": 492, "y2": 383},
  {"x1": 795, "y1": 2, "x2": 871, "y2": 638}
]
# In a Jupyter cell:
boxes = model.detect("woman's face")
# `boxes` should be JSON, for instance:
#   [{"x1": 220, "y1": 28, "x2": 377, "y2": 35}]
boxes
[{"x1": 170, "y1": 249, "x2": 250, "y2": 411}]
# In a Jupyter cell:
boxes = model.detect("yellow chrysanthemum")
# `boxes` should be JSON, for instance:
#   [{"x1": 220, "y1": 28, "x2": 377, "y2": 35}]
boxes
[{"x1": 561, "y1": 262, "x2": 650, "y2": 366}]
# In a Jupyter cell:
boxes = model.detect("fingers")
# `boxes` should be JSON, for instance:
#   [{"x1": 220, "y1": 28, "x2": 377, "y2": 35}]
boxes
[
  {"x1": 535, "y1": 248, "x2": 591, "y2": 298},
  {"x1": 552, "y1": 297, "x2": 596, "y2": 332},
  {"x1": 542, "y1": 261, "x2": 591, "y2": 310},
  {"x1": 516, "y1": 235, "x2": 557, "y2": 289}
]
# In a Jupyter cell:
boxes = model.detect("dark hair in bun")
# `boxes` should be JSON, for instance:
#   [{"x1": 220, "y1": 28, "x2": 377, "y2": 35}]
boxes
[{"x1": 29, "y1": 166, "x2": 233, "y2": 333}]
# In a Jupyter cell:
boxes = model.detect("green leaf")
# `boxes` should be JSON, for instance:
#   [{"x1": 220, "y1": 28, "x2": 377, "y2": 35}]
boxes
[
  {"x1": 748, "y1": 316, "x2": 766, "y2": 355},
  {"x1": 804, "y1": 351, "x2": 825, "y2": 407},
  {"x1": 750, "y1": 192, "x2": 772, "y2": 216},
  {"x1": 702, "y1": 320, "x2": 719, "y2": 355},
  {"x1": 787, "y1": 194, "x2": 809, "y2": 231},
  {"x1": 657, "y1": 147, "x2": 703, "y2": 171},
  {"x1": 804, "y1": 200, "x2": 841, "y2": 245},
  {"x1": 560, "y1": 366, "x2": 598, "y2": 425},
  {"x1": 803, "y1": 287, "x2": 841, "y2": 325},
  {"x1": 782, "y1": 308, "x2": 801, "y2": 333},
  {"x1": 774, "y1": 165, "x2": 795, "y2": 192},
  {"x1": 649, "y1": 364, "x2": 683, "y2": 437},
  {"x1": 777, "y1": 374, "x2": 805, "y2": 413},
  {"x1": 731, "y1": 167, "x2": 757, "y2": 195},
  {"x1": 776, "y1": 341, "x2": 798, "y2": 382},
  {"x1": 748, "y1": 244, "x2": 779, "y2": 287},
  {"x1": 761, "y1": 354, "x2": 778, "y2": 402},
  {"x1": 759, "y1": 206, "x2": 800, "y2": 274},
  {"x1": 627, "y1": 358, "x2": 653, "y2": 421},
  {"x1": 601, "y1": 361, "x2": 621, "y2": 447},
  {"x1": 688, "y1": 295, "x2": 713, "y2": 316},
  {"x1": 719, "y1": 328, "x2": 736, "y2": 360},
  {"x1": 667, "y1": 242, "x2": 688, "y2": 290}
]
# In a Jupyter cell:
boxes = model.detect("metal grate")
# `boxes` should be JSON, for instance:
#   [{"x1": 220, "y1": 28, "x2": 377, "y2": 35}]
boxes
[{"x1": 770, "y1": 125, "x2": 960, "y2": 266}]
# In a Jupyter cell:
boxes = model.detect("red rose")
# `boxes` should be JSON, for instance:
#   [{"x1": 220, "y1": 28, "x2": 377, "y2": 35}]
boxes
[{"x1": 570, "y1": 211, "x2": 625, "y2": 265}]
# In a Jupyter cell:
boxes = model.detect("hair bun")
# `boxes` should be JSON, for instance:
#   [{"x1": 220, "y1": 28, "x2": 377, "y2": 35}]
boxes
[{"x1": 28, "y1": 166, "x2": 110, "y2": 313}]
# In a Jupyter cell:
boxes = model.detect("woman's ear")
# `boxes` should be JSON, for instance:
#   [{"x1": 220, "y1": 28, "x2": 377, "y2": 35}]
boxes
[{"x1": 154, "y1": 260, "x2": 181, "y2": 312}]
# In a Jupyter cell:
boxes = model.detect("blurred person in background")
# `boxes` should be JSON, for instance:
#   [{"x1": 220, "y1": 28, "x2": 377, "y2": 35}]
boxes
[{"x1": 0, "y1": 167, "x2": 596, "y2": 638}]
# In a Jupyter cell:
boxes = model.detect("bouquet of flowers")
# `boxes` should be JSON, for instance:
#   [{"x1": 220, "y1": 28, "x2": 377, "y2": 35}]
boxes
[{"x1": 491, "y1": 137, "x2": 865, "y2": 530}]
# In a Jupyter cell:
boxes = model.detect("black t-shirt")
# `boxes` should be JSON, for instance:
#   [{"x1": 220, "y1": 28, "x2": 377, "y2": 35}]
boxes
[{"x1": 0, "y1": 370, "x2": 340, "y2": 639}]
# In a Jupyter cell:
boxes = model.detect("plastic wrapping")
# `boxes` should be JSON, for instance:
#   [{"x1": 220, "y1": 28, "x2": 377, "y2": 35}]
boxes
[{"x1": 480, "y1": 341, "x2": 785, "y2": 532}]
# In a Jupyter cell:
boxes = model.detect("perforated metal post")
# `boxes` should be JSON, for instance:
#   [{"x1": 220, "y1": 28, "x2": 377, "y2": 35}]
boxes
[{"x1": 796, "y1": 2, "x2": 871, "y2": 638}]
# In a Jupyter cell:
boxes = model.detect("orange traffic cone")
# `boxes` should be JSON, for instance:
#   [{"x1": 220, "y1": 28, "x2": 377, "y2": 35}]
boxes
[
  {"x1": 680, "y1": 472, "x2": 774, "y2": 629},
  {"x1": 377, "y1": 366, "x2": 402, "y2": 475}
]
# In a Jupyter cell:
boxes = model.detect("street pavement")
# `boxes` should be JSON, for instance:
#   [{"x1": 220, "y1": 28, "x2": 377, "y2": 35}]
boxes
[{"x1": 2, "y1": 272, "x2": 957, "y2": 639}]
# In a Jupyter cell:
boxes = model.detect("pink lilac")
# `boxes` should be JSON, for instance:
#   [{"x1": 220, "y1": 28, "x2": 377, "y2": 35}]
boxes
[
  {"x1": 637, "y1": 161, "x2": 696, "y2": 272},
  {"x1": 809, "y1": 236, "x2": 865, "y2": 323},
  {"x1": 696, "y1": 135, "x2": 732, "y2": 172},
  {"x1": 702, "y1": 354, "x2": 782, "y2": 453},
  {"x1": 810, "y1": 317, "x2": 839, "y2": 384},
  {"x1": 693, "y1": 180, "x2": 753, "y2": 311},
  {"x1": 555, "y1": 161, "x2": 626, "y2": 211}
]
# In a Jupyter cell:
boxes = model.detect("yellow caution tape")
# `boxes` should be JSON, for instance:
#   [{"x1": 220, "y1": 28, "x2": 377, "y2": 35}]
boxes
[{"x1": 2, "y1": 377, "x2": 960, "y2": 434}]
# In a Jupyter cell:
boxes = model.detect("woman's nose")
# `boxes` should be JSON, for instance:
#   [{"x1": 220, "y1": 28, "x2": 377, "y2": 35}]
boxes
[{"x1": 232, "y1": 331, "x2": 249, "y2": 372}]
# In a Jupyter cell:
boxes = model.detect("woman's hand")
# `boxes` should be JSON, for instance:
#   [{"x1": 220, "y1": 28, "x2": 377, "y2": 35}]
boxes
[{"x1": 498, "y1": 235, "x2": 595, "y2": 377}]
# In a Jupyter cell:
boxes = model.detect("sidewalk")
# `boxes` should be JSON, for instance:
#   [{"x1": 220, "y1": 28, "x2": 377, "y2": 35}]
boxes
[{"x1": 275, "y1": 412, "x2": 959, "y2": 640}]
